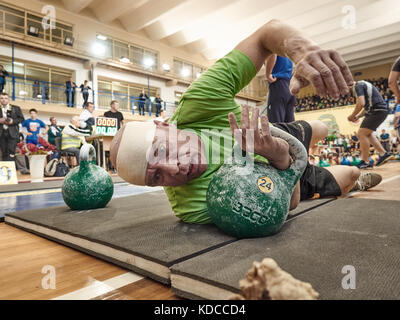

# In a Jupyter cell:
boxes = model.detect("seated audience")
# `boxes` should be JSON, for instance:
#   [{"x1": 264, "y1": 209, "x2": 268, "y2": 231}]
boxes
[
  {"x1": 61, "y1": 116, "x2": 91, "y2": 164},
  {"x1": 47, "y1": 116, "x2": 62, "y2": 146}
]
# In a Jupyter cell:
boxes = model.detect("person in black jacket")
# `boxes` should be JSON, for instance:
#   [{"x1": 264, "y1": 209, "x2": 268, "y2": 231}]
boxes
[
  {"x1": 138, "y1": 89, "x2": 148, "y2": 116},
  {"x1": 0, "y1": 92, "x2": 25, "y2": 161},
  {"x1": 79, "y1": 80, "x2": 91, "y2": 108},
  {"x1": 0, "y1": 65, "x2": 9, "y2": 93},
  {"x1": 65, "y1": 77, "x2": 77, "y2": 107},
  {"x1": 155, "y1": 94, "x2": 163, "y2": 117}
]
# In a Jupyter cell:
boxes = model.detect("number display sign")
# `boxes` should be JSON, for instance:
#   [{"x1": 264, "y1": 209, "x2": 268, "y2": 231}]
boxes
[{"x1": 95, "y1": 117, "x2": 118, "y2": 136}]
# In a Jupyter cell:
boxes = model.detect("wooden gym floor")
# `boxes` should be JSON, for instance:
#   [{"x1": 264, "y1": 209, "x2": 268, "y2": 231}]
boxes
[{"x1": 0, "y1": 161, "x2": 399, "y2": 300}]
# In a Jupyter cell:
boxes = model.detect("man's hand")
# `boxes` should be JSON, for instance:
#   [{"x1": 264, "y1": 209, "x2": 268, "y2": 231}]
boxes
[
  {"x1": 228, "y1": 105, "x2": 290, "y2": 170},
  {"x1": 26, "y1": 132, "x2": 33, "y2": 136},
  {"x1": 0, "y1": 118, "x2": 6, "y2": 124},
  {"x1": 396, "y1": 97, "x2": 400, "y2": 105},
  {"x1": 7, "y1": 118, "x2": 13, "y2": 125},
  {"x1": 289, "y1": 48, "x2": 354, "y2": 99},
  {"x1": 267, "y1": 74, "x2": 277, "y2": 83},
  {"x1": 348, "y1": 114, "x2": 357, "y2": 123}
]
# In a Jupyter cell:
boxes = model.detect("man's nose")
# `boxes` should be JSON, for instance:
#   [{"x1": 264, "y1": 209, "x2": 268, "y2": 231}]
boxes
[{"x1": 162, "y1": 163, "x2": 180, "y2": 175}]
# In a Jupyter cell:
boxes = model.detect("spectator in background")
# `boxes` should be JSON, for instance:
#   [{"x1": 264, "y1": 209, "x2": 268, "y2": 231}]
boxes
[
  {"x1": 348, "y1": 81, "x2": 390, "y2": 168},
  {"x1": 47, "y1": 116, "x2": 62, "y2": 146},
  {"x1": 0, "y1": 65, "x2": 9, "y2": 93},
  {"x1": 80, "y1": 80, "x2": 91, "y2": 108},
  {"x1": 61, "y1": 116, "x2": 91, "y2": 164},
  {"x1": 265, "y1": 54, "x2": 295, "y2": 123},
  {"x1": 104, "y1": 100, "x2": 124, "y2": 172},
  {"x1": 0, "y1": 92, "x2": 24, "y2": 161},
  {"x1": 21, "y1": 109, "x2": 48, "y2": 146},
  {"x1": 379, "y1": 129, "x2": 391, "y2": 153},
  {"x1": 32, "y1": 80, "x2": 40, "y2": 99},
  {"x1": 65, "y1": 77, "x2": 77, "y2": 108},
  {"x1": 394, "y1": 104, "x2": 400, "y2": 138},
  {"x1": 104, "y1": 100, "x2": 124, "y2": 130},
  {"x1": 155, "y1": 94, "x2": 163, "y2": 117},
  {"x1": 388, "y1": 56, "x2": 400, "y2": 106},
  {"x1": 138, "y1": 89, "x2": 148, "y2": 116},
  {"x1": 391, "y1": 133, "x2": 399, "y2": 154},
  {"x1": 79, "y1": 101, "x2": 95, "y2": 132}
]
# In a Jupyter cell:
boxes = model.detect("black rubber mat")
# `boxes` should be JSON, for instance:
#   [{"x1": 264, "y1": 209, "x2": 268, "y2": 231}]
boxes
[
  {"x1": 5, "y1": 191, "x2": 235, "y2": 284},
  {"x1": 171, "y1": 199, "x2": 400, "y2": 300},
  {"x1": 288, "y1": 198, "x2": 335, "y2": 219}
]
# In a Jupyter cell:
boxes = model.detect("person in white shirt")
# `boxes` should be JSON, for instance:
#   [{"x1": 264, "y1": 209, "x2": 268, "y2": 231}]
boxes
[{"x1": 79, "y1": 102, "x2": 95, "y2": 131}]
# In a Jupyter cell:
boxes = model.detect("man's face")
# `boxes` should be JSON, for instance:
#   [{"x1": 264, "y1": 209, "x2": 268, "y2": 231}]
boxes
[
  {"x1": 51, "y1": 118, "x2": 57, "y2": 126},
  {"x1": 112, "y1": 102, "x2": 119, "y2": 111},
  {"x1": 0, "y1": 95, "x2": 9, "y2": 106},
  {"x1": 87, "y1": 104, "x2": 94, "y2": 113},
  {"x1": 30, "y1": 111, "x2": 37, "y2": 120},
  {"x1": 71, "y1": 118, "x2": 79, "y2": 127},
  {"x1": 145, "y1": 121, "x2": 208, "y2": 187}
]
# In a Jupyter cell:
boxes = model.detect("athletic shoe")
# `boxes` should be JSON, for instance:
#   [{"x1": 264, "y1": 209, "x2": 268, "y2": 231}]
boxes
[
  {"x1": 376, "y1": 153, "x2": 391, "y2": 167},
  {"x1": 356, "y1": 161, "x2": 373, "y2": 169},
  {"x1": 351, "y1": 172, "x2": 382, "y2": 192}
]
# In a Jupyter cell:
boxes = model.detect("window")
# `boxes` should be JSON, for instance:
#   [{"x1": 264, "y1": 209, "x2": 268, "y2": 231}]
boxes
[
  {"x1": 0, "y1": 5, "x2": 25, "y2": 35},
  {"x1": 0, "y1": 56, "x2": 72, "y2": 103},
  {"x1": 174, "y1": 91, "x2": 183, "y2": 106},
  {"x1": 114, "y1": 40, "x2": 129, "y2": 61},
  {"x1": 98, "y1": 78, "x2": 159, "y2": 112},
  {"x1": 0, "y1": 4, "x2": 74, "y2": 46},
  {"x1": 97, "y1": 34, "x2": 159, "y2": 70},
  {"x1": 173, "y1": 58, "x2": 205, "y2": 80}
]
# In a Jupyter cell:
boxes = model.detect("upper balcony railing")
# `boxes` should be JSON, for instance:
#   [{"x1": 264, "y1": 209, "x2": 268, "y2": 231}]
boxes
[
  {"x1": 0, "y1": 4, "x2": 265, "y2": 102},
  {"x1": 2, "y1": 75, "x2": 171, "y2": 116}
]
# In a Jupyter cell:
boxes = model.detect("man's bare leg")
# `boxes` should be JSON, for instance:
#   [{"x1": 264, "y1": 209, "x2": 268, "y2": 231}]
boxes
[
  {"x1": 309, "y1": 120, "x2": 329, "y2": 147},
  {"x1": 369, "y1": 133, "x2": 387, "y2": 156},
  {"x1": 358, "y1": 128, "x2": 373, "y2": 162},
  {"x1": 325, "y1": 165, "x2": 360, "y2": 195}
]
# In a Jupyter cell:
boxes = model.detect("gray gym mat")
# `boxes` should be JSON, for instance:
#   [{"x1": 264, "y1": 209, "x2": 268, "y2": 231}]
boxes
[
  {"x1": 171, "y1": 199, "x2": 400, "y2": 300},
  {"x1": 5, "y1": 191, "x2": 235, "y2": 284},
  {"x1": 288, "y1": 198, "x2": 335, "y2": 219}
]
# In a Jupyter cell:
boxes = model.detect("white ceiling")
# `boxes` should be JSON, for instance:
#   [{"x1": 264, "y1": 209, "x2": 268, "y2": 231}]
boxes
[{"x1": 51, "y1": 0, "x2": 400, "y2": 69}]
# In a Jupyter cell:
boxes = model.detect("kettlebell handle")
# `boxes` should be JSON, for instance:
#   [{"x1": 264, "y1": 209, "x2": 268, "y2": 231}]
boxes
[
  {"x1": 269, "y1": 125, "x2": 308, "y2": 176},
  {"x1": 80, "y1": 144, "x2": 97, "y2": 162}
]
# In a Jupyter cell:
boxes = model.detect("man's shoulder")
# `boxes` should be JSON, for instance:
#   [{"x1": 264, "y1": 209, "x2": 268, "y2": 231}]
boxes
[{"x1": 10, "y1": 104, "x2": 21, "y2": 110}]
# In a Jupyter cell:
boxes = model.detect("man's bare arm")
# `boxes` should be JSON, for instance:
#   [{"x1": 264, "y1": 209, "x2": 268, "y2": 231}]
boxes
[
  {"x1": 389, "y1": 71, "x2": 400, "y2": 104},
  {"x1": 394, "y1": 112, "x2": 400, "y2": 129},
  {"x1": 265, "y1": 54, "x2": 277, "y2": 83},
  {"x1": 235, "y1": 19, "x2": 354, "y2": 99},
  {"x1": 348, "y1": 96, "x2": 365, "y2": 121}
]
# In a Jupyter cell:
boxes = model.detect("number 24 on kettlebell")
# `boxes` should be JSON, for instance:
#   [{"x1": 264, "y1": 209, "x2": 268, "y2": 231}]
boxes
[{"x1": 257, "y1": 176, "x2": 274, "y2": 194}]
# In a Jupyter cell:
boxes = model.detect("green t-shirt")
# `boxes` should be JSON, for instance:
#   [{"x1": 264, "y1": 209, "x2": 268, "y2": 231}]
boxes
[{"x1": 164, "y1": 49, "x2": 257, "y2": 224}]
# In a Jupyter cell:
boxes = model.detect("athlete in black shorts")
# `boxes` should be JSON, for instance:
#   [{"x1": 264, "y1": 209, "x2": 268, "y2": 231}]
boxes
[
  {"x1": 348, "y1": 81, "x2": 391, "y2": 169},
  {"x1": 273, "y1": 120, "x2": 381, "y2": 202}
]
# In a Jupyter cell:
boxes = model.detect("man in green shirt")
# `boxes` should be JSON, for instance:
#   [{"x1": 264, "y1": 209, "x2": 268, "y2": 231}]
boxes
[{"x1": 111, "y1": 19, "x2": 382, "y2": 225}]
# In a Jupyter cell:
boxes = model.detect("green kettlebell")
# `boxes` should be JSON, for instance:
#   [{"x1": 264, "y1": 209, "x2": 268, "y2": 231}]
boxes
[
  {"x1": 206, "y1": 126, "x2": 308, "y2": 239},
  {"x1": 62, "y1": 144, "x2": 114, "y2": 210}
]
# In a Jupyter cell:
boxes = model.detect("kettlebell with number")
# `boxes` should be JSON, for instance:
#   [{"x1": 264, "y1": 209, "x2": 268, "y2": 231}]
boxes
[
  {"x1": 206, "y1": 126, "x2": 308, "y2": 239},
  {"x1": 62, "y1": 144, "x2": 114, "y2": 210}
]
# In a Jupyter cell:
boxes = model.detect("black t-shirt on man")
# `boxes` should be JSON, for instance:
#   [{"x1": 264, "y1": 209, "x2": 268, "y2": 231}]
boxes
[{"x1": 103, "y1": 110, "x2": 124, "y2": 130}]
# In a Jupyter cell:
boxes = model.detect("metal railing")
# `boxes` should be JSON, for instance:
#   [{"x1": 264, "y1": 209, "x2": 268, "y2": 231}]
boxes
[{"x1": 2, "y1": 75, "x2": 168, "y2": 116}]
